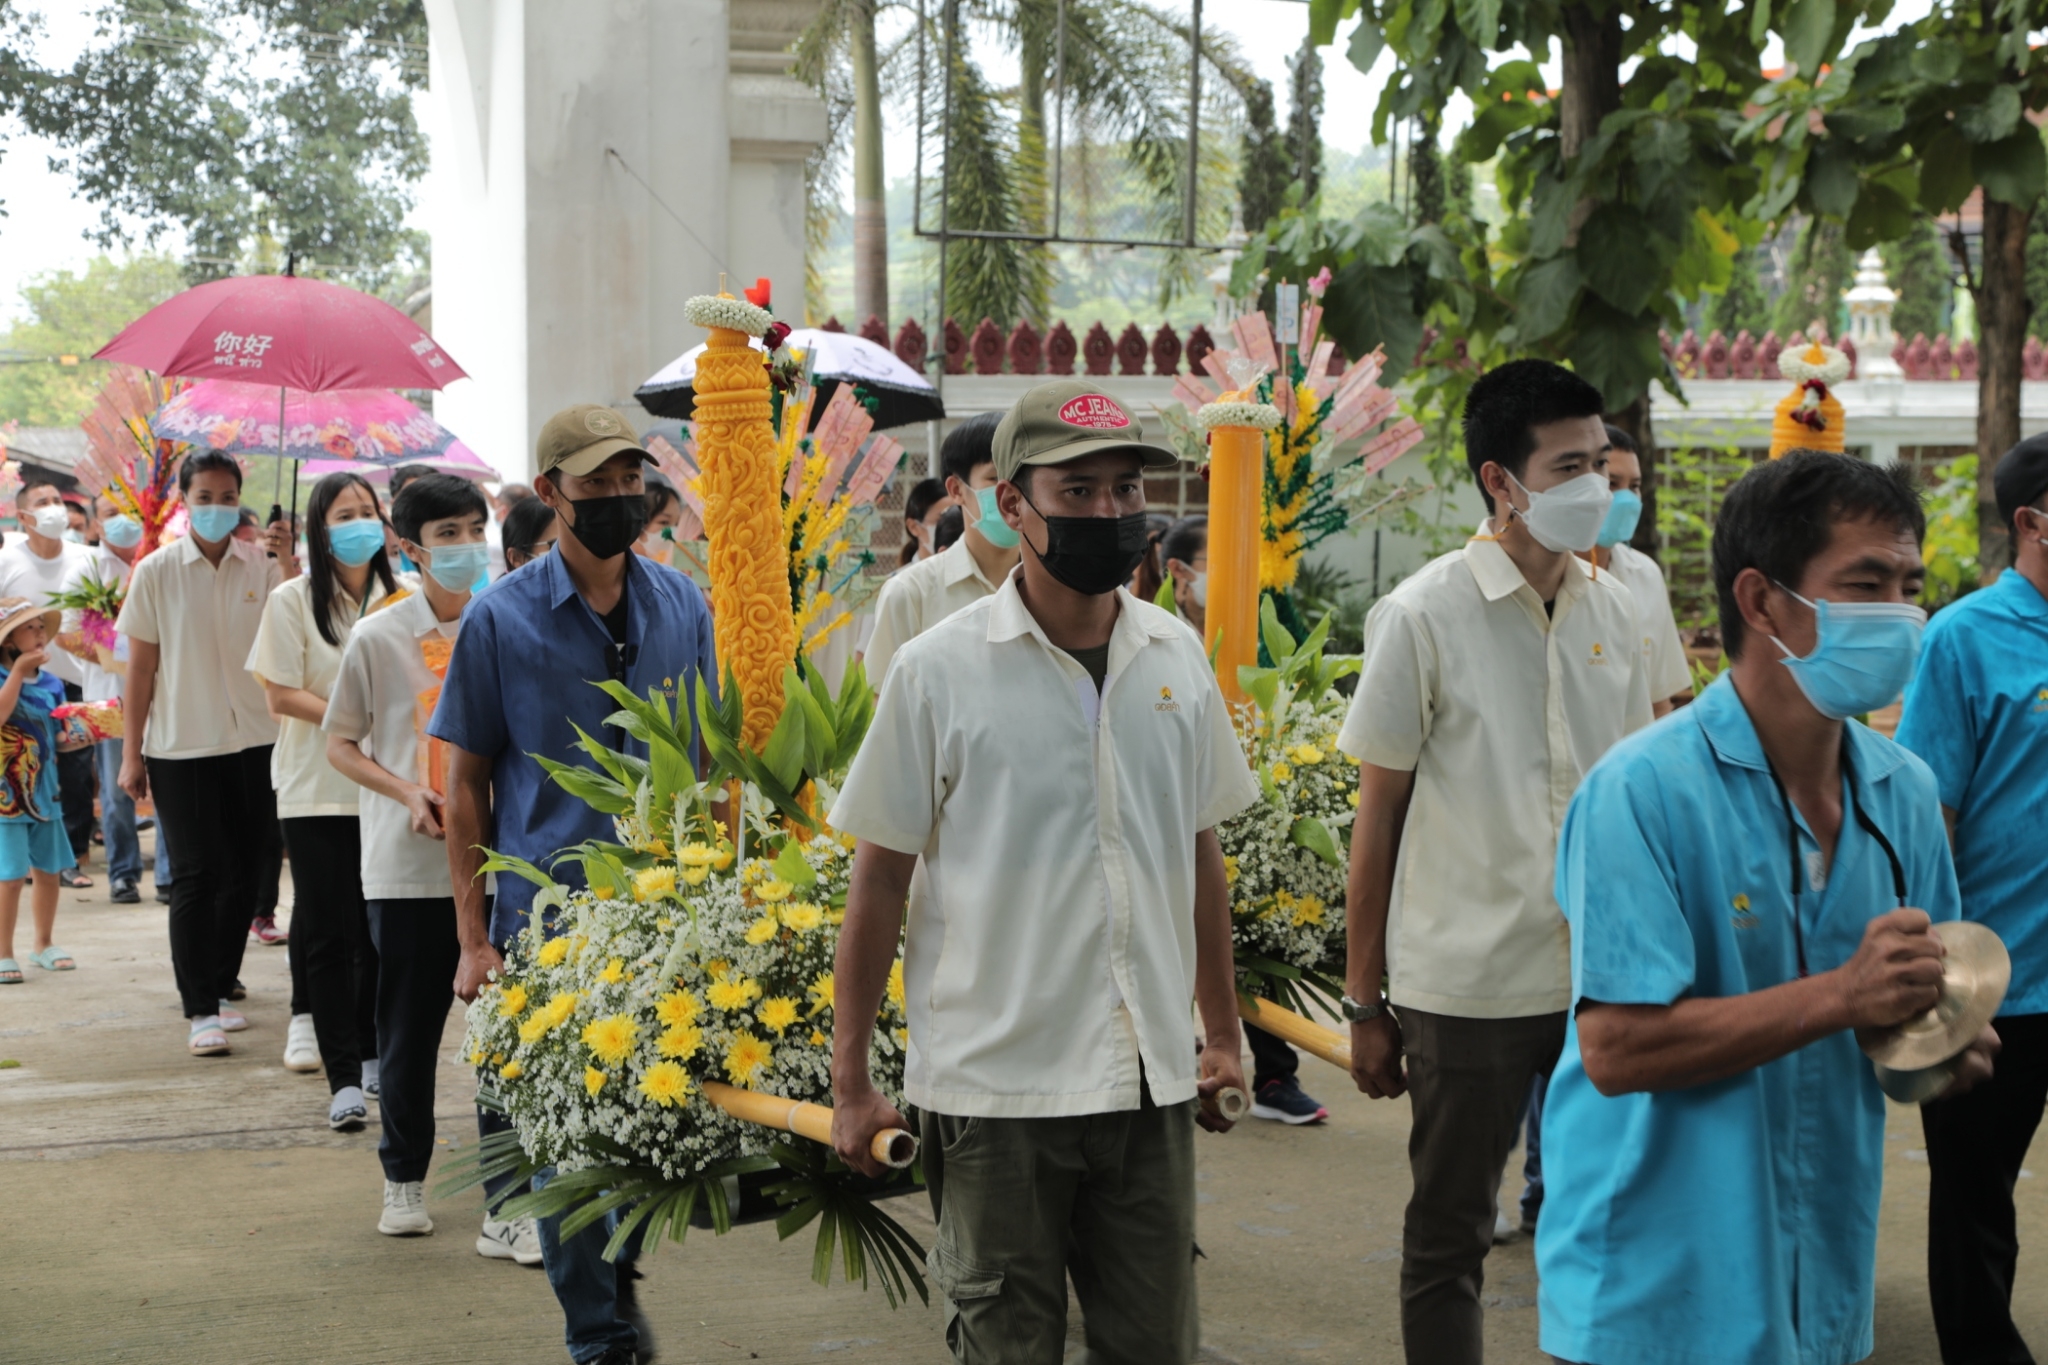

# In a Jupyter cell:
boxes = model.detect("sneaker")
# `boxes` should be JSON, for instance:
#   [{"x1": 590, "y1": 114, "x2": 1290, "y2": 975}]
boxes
[
  {"x1": 1250, "y1": 1077, "x2": 1328, "y2": 1125},
  {"x1": 216, "y1": 1002, "x2": 249, "y2": 1032},
  {"x1": 379, "y1": 1179, "x2": 433, "y2": 1236},
  {"x1": 110, "y1": 877, "x2": 140, "y2": 905},
  {"x1": 329, "y1": 1085, "x2": 369, "y2": 1132},
  {"x1": 250, "y1": 916, "x2": 288, "y2": 946},
  {"x1": 1493, "y1": 1209, "x2": 1522, "y2": 1244},
  {"x1": 362, "y1": 1058, "x2": 380, "y2": 1100},
  {"x1": 477, "y1": 1216, "x2": 544, "y2": 1266},
  {"x1": 153, "y1": 884, "x2": 171, "y2": 905},
  {"x1": 283, "y1": 1014, "x2": 321, "y2": 1072}
]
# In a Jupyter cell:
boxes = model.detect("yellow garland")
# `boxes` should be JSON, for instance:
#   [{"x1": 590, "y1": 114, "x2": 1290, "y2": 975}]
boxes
[
  {"x1": 694, "y1": 308, "x2": 799, "y2": 749},
  {"x1": 1258, "y1": 380, "x2": 1321, "y2": 592}
]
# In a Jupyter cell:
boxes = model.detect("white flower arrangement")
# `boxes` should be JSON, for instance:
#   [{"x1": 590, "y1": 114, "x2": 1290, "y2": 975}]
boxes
[
  {"x1": 1198, "y1": 400, "x2": 1284, "y2": 431},
  {"x1": 684, "y1": 293, "x2": 773, "y2": 337},
  {"x1": 1778, "y1": 342, "x2": 1850, "y2": 386}
]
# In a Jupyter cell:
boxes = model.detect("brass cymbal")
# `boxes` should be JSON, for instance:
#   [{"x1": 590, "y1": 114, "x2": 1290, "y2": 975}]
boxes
[{"x1": 1860, "y1": 920, "x2": 2010, "y2": 1071}]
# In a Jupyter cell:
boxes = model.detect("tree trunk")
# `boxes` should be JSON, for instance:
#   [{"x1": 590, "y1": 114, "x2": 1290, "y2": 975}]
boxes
[
  {"x1": 851, "y1": 0, "x2": 888, "y2": 327},
  {"x1": 1975, "y1": 196, "x2": 2032, "y2": 574},
  {"x1": 1017, "y1": 15, "x2": 1052, "y2": 321}
]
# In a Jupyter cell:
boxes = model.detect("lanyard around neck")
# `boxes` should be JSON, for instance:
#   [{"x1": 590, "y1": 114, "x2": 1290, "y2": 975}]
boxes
[{"x1": 1760, "y1": 734, "x2": 1907, "y2": 978}]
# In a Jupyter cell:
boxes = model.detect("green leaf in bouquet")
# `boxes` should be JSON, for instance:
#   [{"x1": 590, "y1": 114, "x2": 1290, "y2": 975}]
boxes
[
  {"x1": 1240, "y1": 665, "x2": 1281, "y2": 716},
  {"x1": 1259, "y1": 596, "x2": 1297, "y2": 669},
  {"x1": 784, "y1": 665, "x2": 834, "y2": 778},
  {"x1": 773, "y1": 839, "x2": 820, "y2": 890},
  {"x1": 476, "y1": 849, "x2": 563, "y2": 892},
  {"x1": 762, "y1": 698, "x2": 809, "y2": 793},
  {"x1": 534, "y1": 754, "x2": 636, "y2": 814},
  {"x1": 432, "y1": 1120, "x2": 537, "y2": 1210},
  {"x1": 694, "y1": 676, "x2": 750, "y2": 784},
  {"x1": 568, "y1": 722, "x2": 651, "y2": 789},
  {"x1": 1288, "y1": 816, "x2": 1344, "y2": 868},
  {"x1": 763, "y1": 1140, "x2": 930, "y2": 1308}
]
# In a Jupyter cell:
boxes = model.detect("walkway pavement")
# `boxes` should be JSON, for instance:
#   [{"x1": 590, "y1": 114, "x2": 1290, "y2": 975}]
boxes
[{"x1": 3, "y1": 842, "x2": 2042, "y2": 1363}]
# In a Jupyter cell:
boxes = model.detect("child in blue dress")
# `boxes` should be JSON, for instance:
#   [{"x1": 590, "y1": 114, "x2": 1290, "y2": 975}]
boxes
[{"x1": 0, "y1": 596, "x2": 86, "y2": 983}]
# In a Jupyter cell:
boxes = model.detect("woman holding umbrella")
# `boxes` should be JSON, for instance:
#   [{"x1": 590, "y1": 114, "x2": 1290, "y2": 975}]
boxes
[{"x1": 247, "y1": 472, "x2": 399, "y2": 1128}]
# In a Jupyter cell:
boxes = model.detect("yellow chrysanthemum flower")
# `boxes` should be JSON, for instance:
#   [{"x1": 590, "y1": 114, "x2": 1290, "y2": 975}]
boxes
[
  {"x1": 496, "y1": 983, "x2": 529, "y2": 1017},
  {"x1": 1347, "y1": 789, "x2": 1360, "y2": 808},
  {"x1": 1291, "y1": 744, "x2": 1325, "y2": 765},
  {"x1": 598, "y1": 958, "x2": 625, "y2": 985},
  {"x1": 633, "y1": 866, "x2": 678, "y2": 903},
  {"x1": 1290, "y1": 894, "x2": 1327, "y2": 928},
  {"x1": 581, "y1": 1013, "x2": 640, "y2": 1067},
  {"x1": 678, "y1": 842, "x2": 720, "y2": 867},
  {"x1": 469, "y1": 1047, "x2": 485, "y2": 1066},
  {"x1": 499, "y1": 1060, "x2": 523, "y2": 1080},
  {"x1": 1223, "y1": 855, "x2": 1240, "y2": 885},
  {"x1": 638, "y1": 1060, "x2": 693, "y2": 1108},
  {"x1": 707, "y1": 975, "x2": 762, "y2": 1011},
  {"x1": 759, "y1": 997, "x2": 800, "y2": 1035},
  {"x1": 807, "y1": 971, "x2": 835, "y2": 1016},
  {"x1": 712, "y1": 843, "x2": 735, "y2": 870},
  {"x1": 754, "y1": 879, "x2": 794, "y2": 904},
  {"x1": 723, "y1": 1032, "x2": 773, "y2": 1087},
  {"x1": 655, "y1": 990, "x2": 701, "y2": 1028},
  {"x1": 886, "y1": 960, "x2": 905, "y2": 1010},
  {"x1": 744, "y1": 917, "x2": 779, "y2": 945},
  {"x1": 808, "y1": 1029, "x2": 827, "y2": 1047},
  {"x1": 584, "y1": 1067, "x2": 607, "y2": 1097},
  {"x1": 1271, "y1": 761, "x2": 1293, "y2": 783},
  {"x1": 780, "y1": 903, "x2": 823, "y2": 932},
  {"x1": 656, "y1": 1024, "x2": 703, "y2": 1060},
  {"x1": 517, "y1": 991, "x2": 580, "y2": 1044},
  {"x1": 537, "y1": 938, "x2": 570, "y2": 968},
  {"x1": 681, "y1": 864, "x2": 710, "y2": 886},
  {"x1": 490, "y1": 1053, "x2": 504, "y2": 1066}
]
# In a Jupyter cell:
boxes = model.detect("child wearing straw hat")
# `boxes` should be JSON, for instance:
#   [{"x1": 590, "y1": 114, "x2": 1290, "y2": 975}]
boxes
[{"x1": 0, "y1": 596, "x2": 88, "y2": 984}]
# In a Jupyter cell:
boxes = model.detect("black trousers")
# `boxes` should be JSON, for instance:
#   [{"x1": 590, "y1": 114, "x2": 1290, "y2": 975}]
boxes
[
  {"x1": 1924, "y1": 1012, "x2": 2048, "y2": 1364},
  {"x1": 367, "y1": 897, "x2": 461, "y2": 1183},
  {"x1": 149, "y1": 746, "x2": 277, "y2": 1018},
  {"x1": 281, "y1": 817, "x2": 375, "y2": 1093},
  {"x1": 57, "y1": 682, "x2": 92, "y2": 861},
  {"x1": 1246, "y1": 1021, "x2": 1301, "y2": 1089}
]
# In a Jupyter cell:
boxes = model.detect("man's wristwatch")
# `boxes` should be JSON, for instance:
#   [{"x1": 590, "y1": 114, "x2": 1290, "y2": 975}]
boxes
[{"x1": 1339, "y1": 992, "x2": 1390, "y2": 1023}]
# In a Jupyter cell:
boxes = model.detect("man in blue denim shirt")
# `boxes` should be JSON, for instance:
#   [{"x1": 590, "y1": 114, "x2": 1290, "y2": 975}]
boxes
[{"x1": 432, "y1": 404, "x2": 716, "y2": 1365}]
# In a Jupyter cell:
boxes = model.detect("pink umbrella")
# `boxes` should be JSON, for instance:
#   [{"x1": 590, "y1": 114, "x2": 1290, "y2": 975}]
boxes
[
  {"x1": 93, "y1": 273, "x2": 465, "y2": 390},
  {"x1": 296, "y1": 441, "x2": 502, "y2": 485},
  {"x1": 152, "y1": 380, "x2": 458, "y2": 465}
]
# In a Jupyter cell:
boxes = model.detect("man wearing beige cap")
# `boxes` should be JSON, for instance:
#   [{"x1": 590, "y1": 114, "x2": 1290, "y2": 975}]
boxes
[
  {"x1": 430, "y1": 404, "x2": 716, "y2": 1365},
  {"x1": 829, "y1": 379, "x2": 1258, "y2": 1362}
]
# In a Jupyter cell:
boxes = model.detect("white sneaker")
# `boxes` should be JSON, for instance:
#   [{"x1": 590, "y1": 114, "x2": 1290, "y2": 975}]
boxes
[
  {"x1": 1493, "y1": 1208, "x2": 1522, "y2": 1244},
  {"x1": 361, "y1": 1058, "x2": 380, "y2": 1100},
  {"x1": 379, "y1": 1180, "x2": 433, "y2": 1236},
  {"x1": 329, "y1": 1086, "x2": 369, "y2": 1132},
  {"x1": 283, "y1": 1014, "x2": 321, "y2": 1072},
  {"x1": 477, "y1": 1216, "x2": 543, "y2": 1266}
]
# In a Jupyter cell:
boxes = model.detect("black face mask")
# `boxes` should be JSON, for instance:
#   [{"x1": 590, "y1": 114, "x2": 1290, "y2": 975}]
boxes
[
  {"x1": 561, "y1": 494, "x2": 648, "y2": 560},
  {"x1": 1019, "y1": 493, "x2": 1151, "y2": 596}
]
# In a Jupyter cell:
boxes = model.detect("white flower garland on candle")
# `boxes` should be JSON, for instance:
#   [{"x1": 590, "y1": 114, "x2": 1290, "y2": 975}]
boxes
[
  {"x1": 685, "y1": 294, "x2": 773, "y2": 337},
  {"x1": 1198, "y1": 401, "x2": 1283, "y2": 431}
]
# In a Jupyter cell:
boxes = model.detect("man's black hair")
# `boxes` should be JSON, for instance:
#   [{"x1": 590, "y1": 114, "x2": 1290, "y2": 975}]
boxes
[
  {"x1": 178, "y1": 449, "x2": 243, "y2": 494},
  {"x1": 1461, "y1": 359, "x2": 1607, "y2": 512},
  {"x1": 1604, "y1": 423, "x2": 1638, "y2": 456},
  {"x1": 932, "y1": 505, "x2": 965, "y2": 552},
  {"x1": 392, "y1": 473, "x2": 490, "y2": 546},
  {"x1": 940, "y1": 413, "x2": 1002, "y2": 486},
  {"x1": 18, "y1": 468, "x2": 62, "y2": 497},
  {"x1": 1161, "y1": 514, "x2": 1207, "y2": 568},
  {"x1": 1713, "y1": 450, "x2": 1926, "y2": 658},
  {"x1": 389, "y1": 463, "x2": 437, "y2": 500}
]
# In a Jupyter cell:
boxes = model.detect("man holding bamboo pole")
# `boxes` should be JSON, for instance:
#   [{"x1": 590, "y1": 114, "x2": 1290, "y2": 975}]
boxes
[
  {"x1": 1339, "y1": 360, "x2": 1652, "y2": 1365},
  {"x1": 829, "y1": 380, "x2": 1258, "y2": 1364}
]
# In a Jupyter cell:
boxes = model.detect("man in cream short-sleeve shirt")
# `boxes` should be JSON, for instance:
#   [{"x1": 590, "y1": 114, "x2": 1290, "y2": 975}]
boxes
[
  {"x1": 829, "y1": 379, "x2": 1258, "y2": 1363},
  {"x1": 1338, "y1": 360, "x2": 1652, "y2": 1365}
]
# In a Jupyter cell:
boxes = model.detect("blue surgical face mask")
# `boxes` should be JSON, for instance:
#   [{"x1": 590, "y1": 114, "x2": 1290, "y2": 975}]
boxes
[
  {"x1": 1596, "y1": 488, "x2": 1643, "y2": 548},
  {"x1": 971, "y1": 484, "x2": 1020, "y2": 550},
  {"x1": 101, "y1": 515, "x2": 143, "y2": 549},
  {"x1": 326, "y1": 518, "x2": 386, "y2": 568},
  {"x1": 1770, "y1": 585, "x2": 1927, "y2": 720},
  {"x1": 188, "y1": 504, "x2": 241, "y2": 544},
  {"x1": 423, "y1": 542, "x2": 490, "y2": 593}
]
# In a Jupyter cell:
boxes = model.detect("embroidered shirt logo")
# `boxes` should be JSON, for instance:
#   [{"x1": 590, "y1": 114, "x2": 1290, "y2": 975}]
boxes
[
  {"x1": 1057, "y1": 394, "x2": 1131, "y2": 430},
  {"x1": 1154, "y1": 685, "x2": 1180, "y2": 713},
  {"x1": 2036, "y1": 686, "x2": 2048, "y2": 713},
  {"x1": 1731, "y1": 892, "x2": 1760, "y2": 931},
  {"x1": 1588, "y1": 641, "x2": 1608, "y2": 665}
]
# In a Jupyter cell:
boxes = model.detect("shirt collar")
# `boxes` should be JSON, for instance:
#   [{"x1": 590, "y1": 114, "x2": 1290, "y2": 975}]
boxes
[
  {"x1": 984, "y1": 572, "x2": 1177, "y2": 652},
  {"x1": 941, "y1": 536, "x2": 1000, "y2": 591},
  {"x1": 397, "y1": 586, "x2": 450, "y2": 637},
  {"x1": 1692, "y1": 672, "x2": 1907, "y2": 789},
  {"x1": 1994, "y1": 565, "x2": 2048, "y2": 617},
  {"x1": 1464, "y1": 531, "x2": 1593, "y2": 604}
]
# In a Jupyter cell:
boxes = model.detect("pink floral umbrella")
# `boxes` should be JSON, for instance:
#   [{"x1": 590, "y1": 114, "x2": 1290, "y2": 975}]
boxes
[
  {"x1": 151, "y1": 380, "x2": 458, "y2": 464},
  {"x1": 296, "y1": 440, "x2": 501, "y2": 485}
]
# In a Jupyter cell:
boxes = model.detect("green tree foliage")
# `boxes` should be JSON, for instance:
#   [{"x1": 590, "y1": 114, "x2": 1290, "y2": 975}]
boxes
[
  {"x1": 1771, "y1": 217, "x2": 1854, "y2": 337},
  {"x1": 1237, "y1": 77, "x2": 1289, "y2": 233},
  {"x1": 1284, "y1": 36, "x2": 1324, "y2": 201},
  {"x1": 941, "y1": 55, "x2": 1049, "y2": 328},
  {"x1": 1883, "y1": 216, "x2": 1952, "y2": 341},
  {"x1": 1411, "y1": 119, "x2": 1445, "y2": 224},
  {"x1": 2025, "y1": 214, "x2": 2048, "y2": 343},
  {"x1": 1710, "y1": 246, "x2": 1771, "y2": 337},
  {"x1": 0, "y1": 255, "x2": 186, "y2": 427},
  {"x1": 1, "y1": 2, "x2": 429, "y2": 292}
]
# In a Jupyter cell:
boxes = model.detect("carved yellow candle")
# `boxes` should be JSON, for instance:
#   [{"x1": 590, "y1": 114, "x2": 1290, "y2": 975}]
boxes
[
  {"x1": 686, "y1": 294, "x2": 798, "y2": 749},
  {"x1": 1198, "y1": 397, "x2": 1281, "y2": 706}
]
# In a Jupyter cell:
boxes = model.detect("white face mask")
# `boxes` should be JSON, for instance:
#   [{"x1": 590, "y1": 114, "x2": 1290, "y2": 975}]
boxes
[
  {"x1": 1189, "y1": 571, "x2": 1208, "y2": 608},
  {"x1": 1506, "y1": 470, "x2": 1613, "y2": 554},
  {"x1": 31, "y1": 504, "x2": 70, "y2": 539}
]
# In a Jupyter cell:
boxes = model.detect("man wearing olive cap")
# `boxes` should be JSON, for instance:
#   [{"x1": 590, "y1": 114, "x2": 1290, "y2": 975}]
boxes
[
  {"x1": 1897, "y1": 435, "x2": 2048, "y2": 1363},
  {"x1": 829, "y1": 379, "x2": 1259, "y2": 1362},
  {"x1": 430, "y1": 404, "x2": 717, "y2": 1365}
]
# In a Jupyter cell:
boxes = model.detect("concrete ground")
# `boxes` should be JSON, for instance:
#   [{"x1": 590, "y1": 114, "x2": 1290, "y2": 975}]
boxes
[{"x1": 5, "y1": 842, "x2": 2048, "y2": 1364}]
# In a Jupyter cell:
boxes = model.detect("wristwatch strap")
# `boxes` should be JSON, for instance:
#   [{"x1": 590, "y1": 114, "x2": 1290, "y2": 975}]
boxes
[{"x1": 1339, "y1": 993, "x2": 1388, "y2": 1023}]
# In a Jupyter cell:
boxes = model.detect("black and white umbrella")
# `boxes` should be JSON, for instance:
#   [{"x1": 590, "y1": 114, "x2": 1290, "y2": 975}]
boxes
[{"x1": 634, "y1": 328, "x2": 944, "y2": 431}]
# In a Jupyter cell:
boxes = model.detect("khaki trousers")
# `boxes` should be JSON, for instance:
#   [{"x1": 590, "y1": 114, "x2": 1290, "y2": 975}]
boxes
[
  {"x1": 920, "y1": 1095, "x2": 1198, "y2": 1364},
  {"x1": 1398, "y1": 1007, "x2": 1567, "y2": 1365}
]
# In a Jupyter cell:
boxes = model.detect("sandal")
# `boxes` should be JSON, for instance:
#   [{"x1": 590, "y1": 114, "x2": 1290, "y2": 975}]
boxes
[
  {"x1": 27, "y1": 946, "x2": 74, "y2": 971},
  {"x1": 0, "y1": 958, "x2": 20, "y2": 984},
  {"x1": 57, "y1": 867, "x2": 92, "y2": 890},
  {"x1": 189, "y1": 1020, "x2": 231, "y2": 1056}
]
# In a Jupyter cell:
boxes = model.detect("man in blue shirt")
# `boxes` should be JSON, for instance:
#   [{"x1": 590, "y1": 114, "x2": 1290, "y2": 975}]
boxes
[
  {"x1": 1538, "y1": 450, "x2": 1995, "y2": 1365},
  {"x1": 432, "y1": 404, "x2": 716, "y2": 1365},
  {"x1": 1895, "y1": 436, "x2": 2048, "y2": 1364}
]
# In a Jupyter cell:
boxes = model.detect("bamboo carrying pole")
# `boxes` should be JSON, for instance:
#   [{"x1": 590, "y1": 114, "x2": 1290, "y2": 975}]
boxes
[
  {"x1": 1239, "y1": 996, "x2": 1353, "y2": 1072},
  {"x1": 701, "y1": 1081, "x2": 919, "y2": 1169},
  {"x1": 1204, "y1": 423, "x2": 1263, "y2": 706}
]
